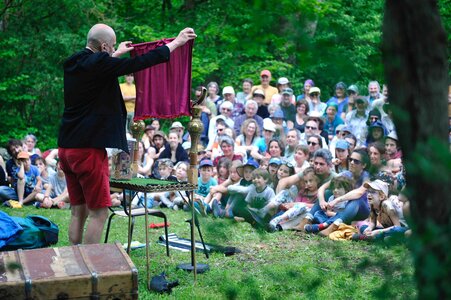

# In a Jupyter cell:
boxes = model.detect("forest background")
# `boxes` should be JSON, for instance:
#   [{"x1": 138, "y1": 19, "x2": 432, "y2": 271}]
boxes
[{"x1": 0, "y1": 0, "x2": 449, "y2": 149}]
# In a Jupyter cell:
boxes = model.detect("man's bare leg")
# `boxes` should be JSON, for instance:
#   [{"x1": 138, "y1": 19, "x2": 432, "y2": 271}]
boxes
[
  {"x1": 83, "y1": 207, "x2": 109, "y2": 244},
  {"x1": 69, "y1": 204, "x2": 88, "y2": 244}
]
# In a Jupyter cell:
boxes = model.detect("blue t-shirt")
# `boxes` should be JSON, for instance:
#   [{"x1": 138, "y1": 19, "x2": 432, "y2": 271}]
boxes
[
  {"x1": 196, "y1": 177, "x2": 217, "y2": 197},
  {"x1": 13, "y1": 165, "x2": 39, "y2": 193},
  {"x1": 339, "y1": 170, "x2": 370, "y2": 188}
]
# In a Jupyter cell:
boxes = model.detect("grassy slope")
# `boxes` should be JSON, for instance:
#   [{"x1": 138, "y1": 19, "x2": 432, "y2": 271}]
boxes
[{"x1": 1, "y1": 206, "x2": 415, "y2": 299}]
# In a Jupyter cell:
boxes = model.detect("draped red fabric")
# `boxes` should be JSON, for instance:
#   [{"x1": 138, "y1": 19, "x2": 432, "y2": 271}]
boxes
[{"x1": 131, "y1": 39, "x2": 193, "y2": 120}]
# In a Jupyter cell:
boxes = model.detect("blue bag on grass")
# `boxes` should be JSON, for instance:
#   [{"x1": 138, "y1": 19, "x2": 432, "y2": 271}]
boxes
[{"x1": 0, "y1": 215, "x2": 59, "y2": 251}]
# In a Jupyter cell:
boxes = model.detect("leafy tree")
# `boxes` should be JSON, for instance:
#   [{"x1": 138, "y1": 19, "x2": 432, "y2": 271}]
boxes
[{"x1": 383, "y1": 0, "x2": 450, "y2": 298}]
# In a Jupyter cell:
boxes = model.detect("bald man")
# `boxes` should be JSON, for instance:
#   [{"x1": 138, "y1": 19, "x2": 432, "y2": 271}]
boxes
[{"x1": 58, "y1": 24, "x2": 196, "y2": 244}]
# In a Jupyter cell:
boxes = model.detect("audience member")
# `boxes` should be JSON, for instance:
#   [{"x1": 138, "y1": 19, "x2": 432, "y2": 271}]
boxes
[{"x1": 251, "y1": 70, "x2": 279, "y2": 105}]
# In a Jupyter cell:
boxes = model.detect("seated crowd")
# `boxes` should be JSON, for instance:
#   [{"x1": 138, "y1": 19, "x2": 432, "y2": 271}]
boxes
[{"x1": 0, "y1": 70, "x2": 410, "y2": 241}]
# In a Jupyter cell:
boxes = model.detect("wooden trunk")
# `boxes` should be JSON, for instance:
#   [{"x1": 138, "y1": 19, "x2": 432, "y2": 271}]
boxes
[{"x1": 0, "y1": 243, "x2": 138, "y2": 300}]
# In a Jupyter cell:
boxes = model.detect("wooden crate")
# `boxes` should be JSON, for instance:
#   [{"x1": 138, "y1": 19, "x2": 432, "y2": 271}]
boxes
[{"x1": 0, "y1": 243, "x2": 138, "y2": 300}]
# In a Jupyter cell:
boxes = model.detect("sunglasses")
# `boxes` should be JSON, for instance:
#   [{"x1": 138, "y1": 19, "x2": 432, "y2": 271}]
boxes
[
  {"x1": 306, "y1": 126, "x2": 318, "y2": 130},
  {"x1": 222, "y1": 108, "x2": 231, "y2": 112},
  {"x1": 348, "y1": 157, "x2": 362, "y2": 165},
  {"x1": 281, "y1": 160, "x2": 294, "y2": 168},
  {"x1": 307, "y1": 141, "x2": 318, "y2": 146},
  {"x1": 310, "y1": 92, "x2": 319, "y2": 96}
]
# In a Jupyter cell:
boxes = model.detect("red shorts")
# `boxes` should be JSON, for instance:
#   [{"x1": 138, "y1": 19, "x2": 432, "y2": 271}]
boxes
[{"x1": 58, "y1": 148, "x2": 111, "y2": 209}]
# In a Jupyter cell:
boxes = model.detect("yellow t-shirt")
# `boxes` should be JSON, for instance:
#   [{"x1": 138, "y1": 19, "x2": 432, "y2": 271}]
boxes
[
  {"x1": 252, "y1": 85, "x2": 279, "y2": 105},
  {"x1": 120, "y1": 83, "x2": 136, "y2": 113}
]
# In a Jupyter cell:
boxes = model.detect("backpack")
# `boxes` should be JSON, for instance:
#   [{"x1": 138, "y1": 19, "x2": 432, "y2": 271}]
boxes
[{"x1": 1, "y1": 215, "x2": 59, "y2": 251}]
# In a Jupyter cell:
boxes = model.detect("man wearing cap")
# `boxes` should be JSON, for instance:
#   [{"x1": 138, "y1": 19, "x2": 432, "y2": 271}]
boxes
[
  {"x1": 327, "y1": 82, "x2": 349, "y2": 116},
  {"x1": 216, "y1": 86, "x2": 244, "y2": 119},
  {"x1": 345, "y1": 96, "x2": 369, "y2": 147},
  {"x1": 233, "y1": 100, "x2": 264, "y2": 137},
  {"x1": 271, "y1": 77, "x2": 296, "y2": 106},
  {"x1": 279, "y1": 88, "x2": 296, "y2": 127},
  {"x1": 252, "y1": 89, "x2": 270, "y2": 119},
  {"x1": 251, "y1": 70, "x2": 279, "y2": 106}
]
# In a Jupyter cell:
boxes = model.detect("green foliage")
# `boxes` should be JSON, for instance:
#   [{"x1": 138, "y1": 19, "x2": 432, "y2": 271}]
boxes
[{"x1": 0, "y1": 0, "x2": 447, "y2": 148}]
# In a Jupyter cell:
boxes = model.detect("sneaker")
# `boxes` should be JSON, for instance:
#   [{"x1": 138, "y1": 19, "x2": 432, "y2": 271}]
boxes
[
  {"x1": 351, "y1": 233, "x2": 373, "y2": 241},
  {"x1": 234, "y1": 216, "x2": 245, "y2": 222},
  {"x1": 304, "y1": 224, "x2": 321, "y2": 233}
]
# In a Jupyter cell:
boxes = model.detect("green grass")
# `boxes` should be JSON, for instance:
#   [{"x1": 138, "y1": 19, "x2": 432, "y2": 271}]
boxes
[{"x1": 1, "y1": 206, "x2": 416, "y2": 299}]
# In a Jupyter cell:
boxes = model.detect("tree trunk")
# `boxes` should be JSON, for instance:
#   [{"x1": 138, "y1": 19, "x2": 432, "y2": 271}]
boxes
[{"x1": 382, "y1": 0, "x2": 450, "y2": 298}]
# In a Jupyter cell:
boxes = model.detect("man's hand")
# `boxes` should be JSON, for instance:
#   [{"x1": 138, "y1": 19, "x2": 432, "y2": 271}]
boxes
[
  {"x1": 112, "y1": 41, "x2": 134, "y2": 58},
  {"x1": 167, "y1": 28, "x2": 197, "y2": 52}
]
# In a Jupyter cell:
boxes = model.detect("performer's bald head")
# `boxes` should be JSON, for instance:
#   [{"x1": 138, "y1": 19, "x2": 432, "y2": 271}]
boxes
[{"x1": 86, "y1": 24, "x2": 116, "y2": 54}]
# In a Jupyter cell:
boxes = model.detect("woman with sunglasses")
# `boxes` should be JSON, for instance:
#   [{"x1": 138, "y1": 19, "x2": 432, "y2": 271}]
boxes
[{"x1": 306, "y1": 135, "x2": 322, "y2": 158}]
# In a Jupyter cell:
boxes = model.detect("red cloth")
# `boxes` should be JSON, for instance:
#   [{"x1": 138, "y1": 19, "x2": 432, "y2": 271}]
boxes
[{"x1": 131, "y1": 39, "x2": 194, "y2": 120}]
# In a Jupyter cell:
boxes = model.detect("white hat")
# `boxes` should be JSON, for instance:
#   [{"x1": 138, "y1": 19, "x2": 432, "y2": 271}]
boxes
[
  {"x1": 222, "y1": 86, "x2": 235, "y2": 95},
  {"x1": 170, "y1": 121, "x2": 184, "y2": 130},
  {"x1": 253, "y1": 89, "x2": 265, "y2": 97},
  {"x1": 364, "y1": 180, "x2": 389, "y2": 197},
  {"x1": 263, "y1": 119, "x2": 276, "y2": 132},
  {"x1": 386, "y1": 131, "x2": 398, "y2": 142},
  {"x1": 277, "y1": 77, "x2": 289, "y2": 85},
  {"x1": 309, "y1": 87, "x2": 321, "y2": 95}
]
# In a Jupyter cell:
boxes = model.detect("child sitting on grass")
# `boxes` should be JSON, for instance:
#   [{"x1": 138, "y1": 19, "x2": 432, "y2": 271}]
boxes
[
  {"x1": 248, "y1": 159, "x2": 296, "y2": 222},
  {"x1": 269, "y1": 167, "x2": 320, "y2": 231},
  {"x1": 243, "y1": 168, "x2": 275, "y2": 227},
  {"x1": 194, "y1": 159, "x2": 217, "y2": 215},
  {"x1": 304, "y1": 176, "x2": 354, "y2": 233},
  {"x1": 208, "y1": 160, "x2": 242, "y2": 217},
  {"x1": 212, "y1": 160, "x2": 257, "y2": 219},
  {"x1": 215, "y1": 157, "x2": 231, "y2": 185},
  {"x1": 353, "y1": 179, "x2": 408, "y2": 241}
]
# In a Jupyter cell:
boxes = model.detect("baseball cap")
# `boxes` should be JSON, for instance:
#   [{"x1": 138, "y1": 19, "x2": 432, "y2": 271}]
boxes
[
  {"x1": 236, "y1": 159, "x2": 259, "y2": 177},
  {"x1": 309, "y1": 87, "x2": 321, "y2": 95},
  {"x1": 253, "y1": 89, "x2": 265, "y2": 97},
  {"x1": 282, "y1": 88, "x2": 293, "y2": 95},
  {"x1": 272, "y1": 109, "x2": 284, "y2": 119},
  {"x1": 347, "y1": 84, "x2": 359, "y2": 94},
  {"x1": 335, "y1": 140, "x2": 349, "y2": 150},
  {"x1": 268, "y1": 157, "x2": 282, "y2": 166},
  {"x1": 364, "y1": 180, "x2": 389, "y2": 197},
  {"x1": 199, "y1": 159, "x2": 214, "y2": 168},
  {"x1": 17, "y1": 151, "x2": 30, "y2": 159},
  {"x1": 335, "y1": 82, "x2": 347, "y2": 90},
  {"x1": 260, "y1": 70, "x2": 271, "y2": 77},
  {"x1": 278, "y1": 77, "x2": 289, "y2": 85}
]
